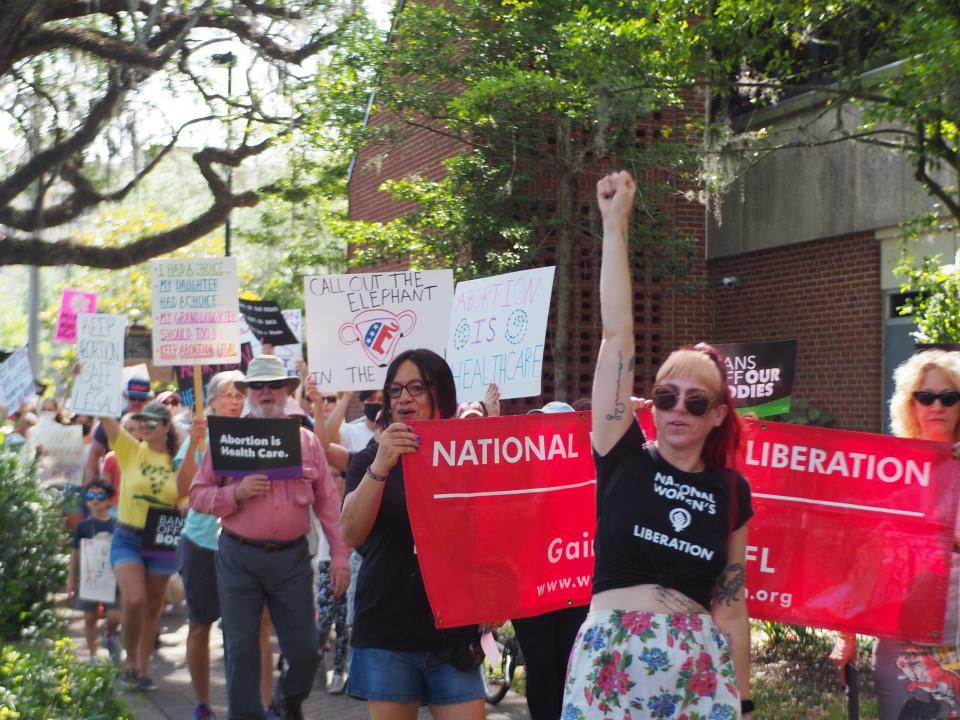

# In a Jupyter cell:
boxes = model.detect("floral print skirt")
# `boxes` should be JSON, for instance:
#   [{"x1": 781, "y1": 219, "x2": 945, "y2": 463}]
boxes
[{"x1": 562, "y1": 610, "x2": 741, "y2": 720}]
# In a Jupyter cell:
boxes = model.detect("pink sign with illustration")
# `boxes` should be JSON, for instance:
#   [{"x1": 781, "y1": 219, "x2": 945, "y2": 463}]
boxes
[
  {"x1": 54, "y1": 289, "x2": 98, "y2": 344},
  {"x1": 339, "y1": 309, "x2": 417, "y2": 367},
  {"x1": 304, "y1": 270, "x2": 454, "y2": 391}
]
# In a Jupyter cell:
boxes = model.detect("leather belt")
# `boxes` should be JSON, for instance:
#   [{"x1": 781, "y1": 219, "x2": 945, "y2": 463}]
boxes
[{"x1": 222, "y1": 529, "x2": 304, "y2": 552}]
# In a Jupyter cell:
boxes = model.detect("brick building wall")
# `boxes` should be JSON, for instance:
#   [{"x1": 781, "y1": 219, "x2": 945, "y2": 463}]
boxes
[
  {"x1": 349, "y1": 102, "x2": 714, "y2": 410},
  {"x1": 708, "y1": 230, "x2": 883, "y2": 432}
]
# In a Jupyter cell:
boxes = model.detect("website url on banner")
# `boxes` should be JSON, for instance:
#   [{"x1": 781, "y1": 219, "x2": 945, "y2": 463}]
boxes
[
  {"x1": 744, "y1": 585, "x2": 793, "y2": 608},
  {"x1": 536, "y1": 575, "x2": 592, "y2": 597}
]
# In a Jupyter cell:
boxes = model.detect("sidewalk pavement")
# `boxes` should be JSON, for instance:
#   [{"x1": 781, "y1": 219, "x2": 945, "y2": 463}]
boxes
[{"x1": 65, "y1": 601, "x2": 531, "y2": 720}]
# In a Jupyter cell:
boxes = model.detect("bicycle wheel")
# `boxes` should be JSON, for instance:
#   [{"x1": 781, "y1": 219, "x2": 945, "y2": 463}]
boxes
[{"x1": 482, "y1": 635, "x2": 514, "y2": 704}]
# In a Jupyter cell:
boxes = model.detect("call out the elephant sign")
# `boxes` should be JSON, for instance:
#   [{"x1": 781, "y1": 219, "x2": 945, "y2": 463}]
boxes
[{"x1": 304, "y1": 270, "x2": 454, "y2": 391}]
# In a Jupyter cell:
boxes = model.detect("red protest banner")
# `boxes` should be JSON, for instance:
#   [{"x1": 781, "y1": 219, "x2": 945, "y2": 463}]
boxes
[
  {"x1": 404, "y1": 415, "x2": 959, "y2": 641},
  {"x1": 737, "y1": 420, "x2": 958, "y2": 642},
  {"x1": 404, "y1": 413, "x2": 596, "y2": 629}
]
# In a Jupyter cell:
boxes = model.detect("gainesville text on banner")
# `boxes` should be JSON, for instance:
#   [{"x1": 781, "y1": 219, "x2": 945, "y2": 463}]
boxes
[
  {"x1": 207, "y1": 416, "x2": 303, "y2": 480},
  {"x1": 149, "y1": 257, "x2": 241, "y2": 366},
  {"x1": 403, "y1": 413, "x2": 596, "y2": 628},
  {"x1": 403, "y1": 416, "x2": 958, "y2": 640}
]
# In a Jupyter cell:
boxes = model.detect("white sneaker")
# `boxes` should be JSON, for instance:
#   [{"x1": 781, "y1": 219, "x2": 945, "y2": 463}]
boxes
[{"x1": 328, "y1": 672, "x2": 346, "y2": 695}]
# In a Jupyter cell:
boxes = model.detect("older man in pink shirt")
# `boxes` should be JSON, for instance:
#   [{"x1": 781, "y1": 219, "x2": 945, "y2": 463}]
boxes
[{"x1": 190, "y1": 356, "x2": 349, "y2": 720}]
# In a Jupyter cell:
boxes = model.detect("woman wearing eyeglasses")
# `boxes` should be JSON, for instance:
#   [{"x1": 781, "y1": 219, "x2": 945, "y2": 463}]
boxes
[
  {"x1": 562, "y1": 171, "x2": 754, "y2": 719},
  {"x1": 829, "y1": 349, "x2": 960, "y2": 720},
  {"x1": 340, "y1": 348, "x2": 486, "y2": 719},
  {"x1": 96, "y1": 400, "x2": 181, "y2": 692}
]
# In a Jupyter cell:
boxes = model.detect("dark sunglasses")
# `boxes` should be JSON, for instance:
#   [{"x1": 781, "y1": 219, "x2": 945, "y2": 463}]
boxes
[
  {"x1": 138, "y1": 419, "x2": 161, "y2": 430},
  {"x1": 651, "y1": 385, "x2": 717, "y2": 417},
  {"x1": 387, "y1": 380, "x2": 430, "y2": 399},
  {"x1": 913, "y1": 390, "x2": 960, "y2": 407},
  {"x1": 84, "y1": 491, "x2": 108, "y2": 501},
  {"x1": 323, "y1": 395, "x2": 337, "y2": 403},
  {"x1": 247, "y1": 380, "x2": 287, "y2": 390}
]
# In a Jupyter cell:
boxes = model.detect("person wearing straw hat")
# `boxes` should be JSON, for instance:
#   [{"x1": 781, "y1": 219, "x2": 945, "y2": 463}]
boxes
[{"x1": 189, "y1": 356, "x2": 350, "y2": 720}]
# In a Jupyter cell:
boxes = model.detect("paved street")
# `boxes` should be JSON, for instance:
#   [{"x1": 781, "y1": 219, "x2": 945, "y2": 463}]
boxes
[{"x1": 66, "y1": 601, "x2": 530, "y2": 720}]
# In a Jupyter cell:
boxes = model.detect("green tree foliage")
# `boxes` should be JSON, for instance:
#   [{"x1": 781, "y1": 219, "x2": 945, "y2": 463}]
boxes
[{"x1": 0, "y1": 453, "x2": 66, "y2": 641}]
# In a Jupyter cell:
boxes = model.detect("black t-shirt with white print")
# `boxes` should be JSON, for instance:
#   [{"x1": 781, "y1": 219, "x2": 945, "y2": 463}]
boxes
[{"x1": 592, "y1": 420, "x2": 753, "y2": 609}]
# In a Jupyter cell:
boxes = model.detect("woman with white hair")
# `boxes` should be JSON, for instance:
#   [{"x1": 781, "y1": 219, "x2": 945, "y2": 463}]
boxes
[{"x1": 831, "y1": 349, "x2": 960, "y2": 720}]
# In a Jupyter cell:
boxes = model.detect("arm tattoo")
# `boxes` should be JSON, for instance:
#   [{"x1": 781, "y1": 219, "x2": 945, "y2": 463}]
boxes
[
  {"x1": 606, "y1": 351, "x2": 626, "y2": 421},
  {"x1": 713, "y1": 563, "x2": 745, "y2": 607},
  {"x1": 655, "y1": 586, "x2": 707, "y2": 613}
]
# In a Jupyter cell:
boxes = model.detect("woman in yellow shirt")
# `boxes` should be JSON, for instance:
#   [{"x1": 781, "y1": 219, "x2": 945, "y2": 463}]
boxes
[{"x1": 99, "y1": 401, "x2": 181, "y2": 692}]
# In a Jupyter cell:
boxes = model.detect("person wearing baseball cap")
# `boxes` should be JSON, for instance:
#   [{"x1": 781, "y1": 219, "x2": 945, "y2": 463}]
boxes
[
  {"x1": 85, "y1": 377, "x2": 154, "y2": 483},
  {"x1": 190, "y1": 356, "x2": 349, "y2": 720}
]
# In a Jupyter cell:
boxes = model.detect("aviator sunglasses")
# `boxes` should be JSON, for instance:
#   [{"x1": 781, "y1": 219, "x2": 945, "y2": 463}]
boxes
[
  {"x1": 651, "y1": 385, "x2": 717, "y2": 417},
  {"x1": 912, "y1": 390, "x2": 960, "y2": 407}
]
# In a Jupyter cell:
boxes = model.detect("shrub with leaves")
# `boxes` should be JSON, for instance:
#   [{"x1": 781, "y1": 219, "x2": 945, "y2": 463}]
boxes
[
  {"x1": 0, "y1": 639, "x2": 131, "y2": 719},
  {"x1": 0, "y1": 452, "x2": 67, "y2": 641}
]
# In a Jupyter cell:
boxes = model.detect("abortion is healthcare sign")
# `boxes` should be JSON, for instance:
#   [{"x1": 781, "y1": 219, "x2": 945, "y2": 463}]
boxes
[
  {"x1": 303, "y1": 270, "x2": 454, "y2": 391},
  {"x1": 149, "y1": 258, "x2": 241, "y2": 366},
  {"x1": 737, "y1": 420, "x2": 959, "y2": 641},
  {"x1": 403, "y1": 412, "x2": 596, "y2": 628},
  {"x1": 446, "y1": 267, "x2": 555, "y2": 401}
]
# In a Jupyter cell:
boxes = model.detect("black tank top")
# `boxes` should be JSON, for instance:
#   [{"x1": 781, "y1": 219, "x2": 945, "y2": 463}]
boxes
[{"x1": 592, "y1": 420, "x2": 753, "y2": 609}]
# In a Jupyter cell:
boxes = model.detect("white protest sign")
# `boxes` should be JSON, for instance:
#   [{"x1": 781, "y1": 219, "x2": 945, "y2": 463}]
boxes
[
  {"x1": 71, "y1": 314, "x2": 127, "y2": 417},
  {"x1": 304, "y1": 271, "x2": 454, "y2": 391},
  {"x1": 446, "y1": 266, "x2": 555, "y2": 401},
  {"x1": 0, "y1": 346, "x2": 35, "y2": 411},
  {"x1": 149, "y1": 258, "x2": 240, "y2": 366},
  {"x1": 33, "y1": 422, "x2": 84, "y2": 487},
  {"x1": 79, "y1": 536, "x2": 117, "y2": 603}
]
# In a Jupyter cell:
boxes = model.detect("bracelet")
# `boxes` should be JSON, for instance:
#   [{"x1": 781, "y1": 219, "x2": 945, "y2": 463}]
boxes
[
  {"x1": 741, "y1": 699, "x2": 755, "y2": 715},
  {"x1": 366, "y1": 466, "x2": 386, "y2": 483}
]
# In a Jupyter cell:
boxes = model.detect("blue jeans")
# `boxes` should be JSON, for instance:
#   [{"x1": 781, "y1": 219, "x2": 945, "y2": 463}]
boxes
[{"x1": 347, "y1": 646, "x2": 484, "y2": 705}]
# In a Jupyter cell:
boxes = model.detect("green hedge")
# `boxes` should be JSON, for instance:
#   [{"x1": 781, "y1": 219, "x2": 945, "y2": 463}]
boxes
[{"x1": 0, "y1": 452, "x2": 67, "y2": 641}]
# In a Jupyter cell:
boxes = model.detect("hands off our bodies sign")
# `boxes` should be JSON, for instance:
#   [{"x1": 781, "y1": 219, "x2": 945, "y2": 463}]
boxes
[
  {"x1": 446, "y1": 267, "x2": 555, "y2": 401},
  {"x1": 304, "y1": 270, "x2": 454, "y2": 391},
  {"x1": 714, "y1": 340, "x2": 797, "y2": 418},
  {"x1": 149, "y1": 258, "x2": 241, "y2": 366}
]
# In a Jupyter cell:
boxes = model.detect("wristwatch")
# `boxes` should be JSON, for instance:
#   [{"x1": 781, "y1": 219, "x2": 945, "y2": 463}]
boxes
[
  {"x1": 741, "y1": 699, "x2": 755, "y2": 715},
  {"x1": 366, "y1": 466, "x2": 386, "y2": 483}
]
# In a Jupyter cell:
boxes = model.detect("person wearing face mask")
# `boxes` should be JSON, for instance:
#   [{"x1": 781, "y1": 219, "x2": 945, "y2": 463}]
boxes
[
  {"x1": 340, "y1": 348, "x2": 486, "y2": 719},
  {"x1": 327, "y1": 390, "x2": 382, "y2": 453}
]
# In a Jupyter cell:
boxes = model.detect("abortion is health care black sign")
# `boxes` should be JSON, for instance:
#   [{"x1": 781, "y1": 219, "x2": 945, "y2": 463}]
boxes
[
  {"x1": 238, "y1": 299, "x2": 299, "y2": 347},
  {"x1": 713, "y1": 340, "x2": 797, "y2": 418},
  {"x1": 208, "y1": 416, "x2": 303, "y2": 480}
]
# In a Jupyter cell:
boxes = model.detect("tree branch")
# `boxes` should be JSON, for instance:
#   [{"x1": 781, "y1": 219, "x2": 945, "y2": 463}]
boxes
[{"x1": 915, "y1": 123, "x2": 960, "y2": 220}]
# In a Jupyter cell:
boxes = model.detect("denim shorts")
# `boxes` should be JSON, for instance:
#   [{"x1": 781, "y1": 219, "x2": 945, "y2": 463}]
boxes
[
  {"x1": 346, "y1": 646, "x2": 484, "y2": 705},
  {"x1": 110, "y1": 526, "x2": 178, "y2": 576}
]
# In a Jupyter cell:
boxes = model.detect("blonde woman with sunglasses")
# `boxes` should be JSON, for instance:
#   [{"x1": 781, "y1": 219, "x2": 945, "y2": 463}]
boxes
[
  {"x1": 830, "y1": 349, "x2": 960, "y2": 720},
  {"x1": 562, "y1": 171, "x2": 755, "y2": 719}
]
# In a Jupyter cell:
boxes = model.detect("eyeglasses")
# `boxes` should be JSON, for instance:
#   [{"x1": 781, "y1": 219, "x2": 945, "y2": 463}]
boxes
[
  {"x1": 323, "y1": 396, "x2": 337, "y2": 403},
  {"x1": 138, "y1": 419, "x2": 160, "y2": 430},
  {"x1": 387, "y1": 380, "x2": 431, "y2": 399},
  {"x1": 84, "y1": 491, "x2": 108, "y2": 501},
  {"x1": 913, "y1": 390, "x2": 960, "y2": 407},
  {"x1": 247, "y1": 380, "x2": 287, "y2": 390},
  {"x1": 220, "y1": 392, "x2": 246, "y2": 402},
  {"x1": 651, "y1": 385, "x2": 717, "y2": 417}
]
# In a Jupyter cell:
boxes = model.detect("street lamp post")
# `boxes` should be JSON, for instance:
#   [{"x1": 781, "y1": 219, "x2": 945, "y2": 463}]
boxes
[{"x1": 211, "y1": 51, "x2": 236, "y2": 257}]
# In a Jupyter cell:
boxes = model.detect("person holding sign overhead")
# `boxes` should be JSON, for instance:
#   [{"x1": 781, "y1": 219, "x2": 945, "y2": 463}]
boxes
[
  {"x1": 562, "y1": 171, "x2": 754, "y2": 719},
  {"x1": 830, "y1": 349, "x2": 960, "y2": 720},
  {"x1": 95, "y1": 400, "x2": 181, "y2": 692},
  {"x1": 340, "y1": 348, "x2": 486, "y2": 720},
  {"x1": 189, "y1": 355, "x2": 350, "y2": 720}
]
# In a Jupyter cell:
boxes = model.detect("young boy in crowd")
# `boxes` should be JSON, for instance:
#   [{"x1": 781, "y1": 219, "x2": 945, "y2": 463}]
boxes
[{"x1": 67, "y1": 478, "x2": 122, "y2": 662}]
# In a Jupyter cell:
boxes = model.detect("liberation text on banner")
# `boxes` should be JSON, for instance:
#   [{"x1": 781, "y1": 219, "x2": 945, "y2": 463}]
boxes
[
  {"x1": 149, "y1": 258, "x2": 240, "y2": 366},
  {"x1": 54, "y1": 288, "x2": 98, "y2": 344},
  {"x1": 71, "y1": 313, "x2": 127, "y2": 417},
  {"x1": 403, "y1": 416, "x2": 958, "y2": 640},
  {"x1": 303, "y1": 270, "x2": 454, "y2": 391},
  {"x1": 446, "y1": 267, "x2": 555, "y2": 401}
]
